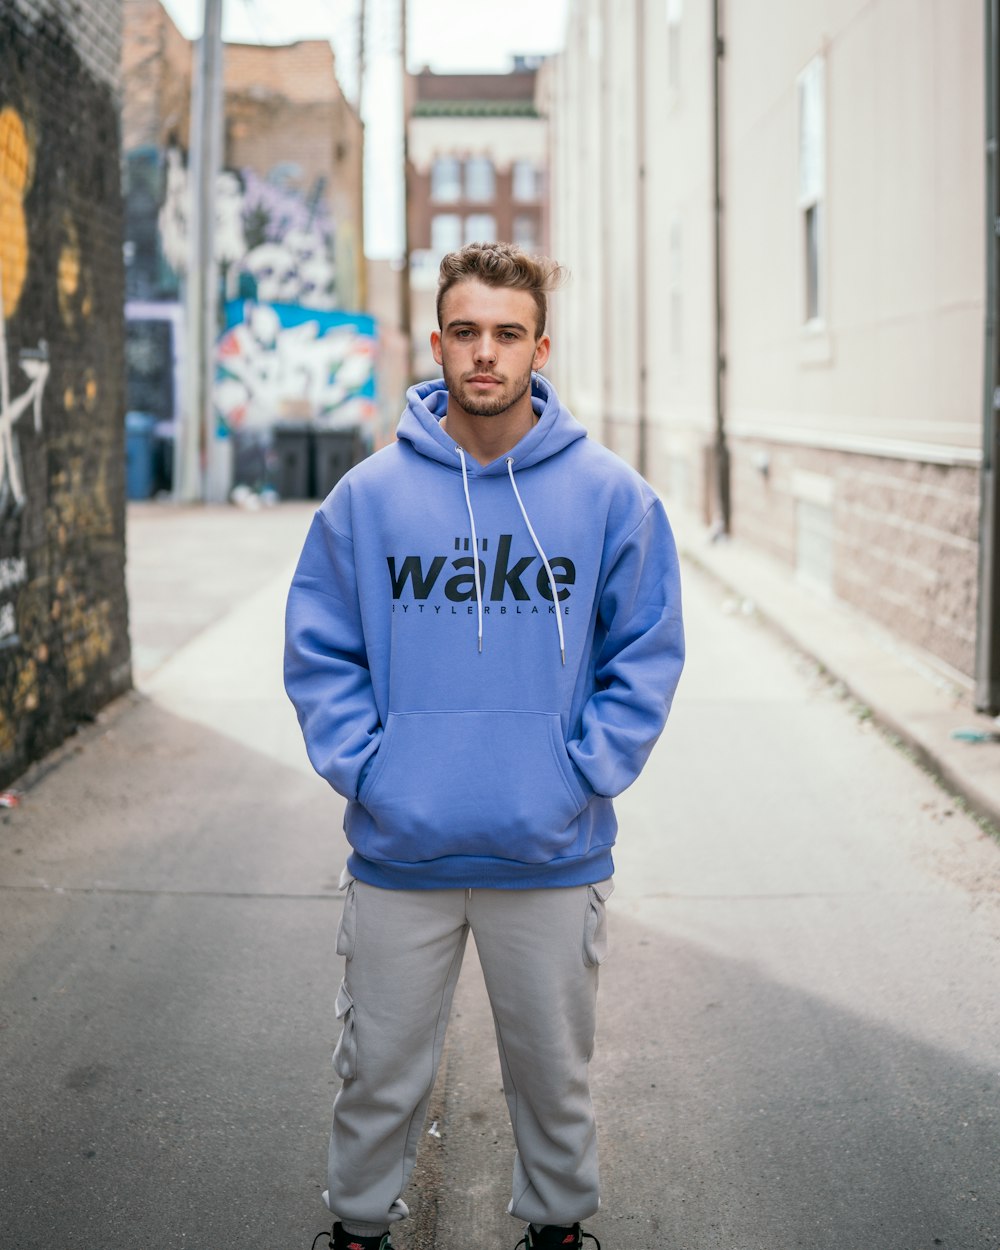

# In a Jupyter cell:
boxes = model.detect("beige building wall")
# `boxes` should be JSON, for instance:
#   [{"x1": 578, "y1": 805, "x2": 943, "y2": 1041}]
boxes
[
  {"x1": 548, "y1": 0, "x2": 986, "y2": 683},
  {"x1": 548, "y1": 0, "x2": 717, "y2": 497},
  {"x1": 640, "y1": 0, "x2": 717, "y2": 518},
  {"x1": 546, "y1": 0, "x2": 610, "y2": 438},
  {"x1": 725, "y1": 0, "x2": 982, "y2": 454},
  {"x1": 723, "y1": 0, "x2": 983, "y2": 680}
]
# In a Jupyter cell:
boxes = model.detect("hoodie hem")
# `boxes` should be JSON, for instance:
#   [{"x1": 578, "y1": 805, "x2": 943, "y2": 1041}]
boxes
[{"x1": 345, "y1": 848, "x2": 615, "y2": 891}]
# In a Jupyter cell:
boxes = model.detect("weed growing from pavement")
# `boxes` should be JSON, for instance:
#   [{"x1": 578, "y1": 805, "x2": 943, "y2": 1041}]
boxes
[{"x1": 826, "y1": 666, "x2": 1000, "y2": 848}]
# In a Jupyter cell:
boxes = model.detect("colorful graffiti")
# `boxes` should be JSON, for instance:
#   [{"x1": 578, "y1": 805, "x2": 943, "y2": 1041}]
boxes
[
  {"x1": 156, "y1": 150, "x2": 338, "y2": 309},
  {"x1": 0, "y1": 107, "x2": 50, "y2": 518},
  {"x1": 214, "y1": 300, "x2": 376, "y2": 432},
  {"x1": 0, "y1": 4, "x2": 131, "y2": 785}
]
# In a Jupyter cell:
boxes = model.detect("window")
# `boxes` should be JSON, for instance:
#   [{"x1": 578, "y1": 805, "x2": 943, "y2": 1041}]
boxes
[
  {"x1": 798, "y1": 56, "x2": 825, "y2": 324},
  {"x1": 512, "y1": 213, "x2": 539, "y2": 250},
  {"x1": 804, "y1": 205, "x2": 822, "y2": 322},
  {"x1": 464, "y1": 157, "x2": 495, "y2": 202},
  {"x1": 464, "y1": 213, "x2": 496, "y2": 244},
  {"x1": 512, "y1": 160, "x2": 542, "y2": 203},
  {"x1": 666, "y1": 0, "x2": 682, "y2": 91},
  {"x1": 430, "y1": 157, "x2": 462, "y2": 203},
  {"x1": 431, "y1": 213, "x2": 462, "y2": 257}
]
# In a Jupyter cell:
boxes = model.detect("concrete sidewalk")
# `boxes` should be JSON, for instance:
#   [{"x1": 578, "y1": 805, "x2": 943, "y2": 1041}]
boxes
[
  {"x1": 671, "y1": 507, "x2": 1000, "y2": 840},
  {"x1": 125, "y1": 499, "x2": 317, "y2": 686}
]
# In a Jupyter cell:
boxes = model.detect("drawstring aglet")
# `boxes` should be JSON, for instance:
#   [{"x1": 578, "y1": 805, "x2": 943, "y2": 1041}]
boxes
[
  {"x1": 479, "y1": 637, "x2": 483, "y2": 653},
  {"x1": 560, "y1": 647, "x2": 565, "y2": 666}
]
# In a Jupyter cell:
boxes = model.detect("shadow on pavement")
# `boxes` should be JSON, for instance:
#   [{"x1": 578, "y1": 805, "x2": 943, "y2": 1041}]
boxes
[
  {"x1": 427, "y1": 910, "x2": 999, "y2": 1250},
  {"x1": 1, "y1": 693, "x2": 998, "y2": 1250},
  {"x1": 0, "y1": 695, "x2": 347, "y2": 1250}
]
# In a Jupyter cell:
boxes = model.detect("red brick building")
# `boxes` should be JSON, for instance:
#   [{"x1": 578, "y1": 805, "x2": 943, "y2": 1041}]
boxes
[{"x1": 406, "y1": 62, "x2": 549, "y2": 379}]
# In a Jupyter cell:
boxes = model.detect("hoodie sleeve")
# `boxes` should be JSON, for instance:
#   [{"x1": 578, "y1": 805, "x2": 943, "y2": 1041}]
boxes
[
  {"x1": 567, "y1": 498, "x2": 685, "y2": 797},
  {"x1": 284, "y1": 508, "x2": 381, "y2": 800}
]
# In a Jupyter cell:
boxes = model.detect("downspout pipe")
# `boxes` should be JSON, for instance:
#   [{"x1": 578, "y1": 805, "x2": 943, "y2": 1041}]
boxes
[
  {"x1": 636, "y1": 0, "x2": 649, "y2": 477},
  {"x1": 976, "y1": 0, "x2": 1000, "y2": 712},
  {"x1": 712, "y1": 0, "x2": 731, "y2": 534},
  {"x1": 600, "y1": 0, "x2": 614, "y2": 449}
]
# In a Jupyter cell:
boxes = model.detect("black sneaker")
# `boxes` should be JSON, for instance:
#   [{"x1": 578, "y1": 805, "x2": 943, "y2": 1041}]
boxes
[
  {"x1": 311, "y1": 1224, "x2": 394, "y2": 1250},
  {"x1": 515, "y1": 1224, "x2": 601, "y2": 1250}
]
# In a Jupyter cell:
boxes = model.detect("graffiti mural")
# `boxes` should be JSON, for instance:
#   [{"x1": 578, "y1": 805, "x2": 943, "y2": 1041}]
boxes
[
  {"x1": 155, "y1": 150, "x2": 338, "y2": 309},
  {"x1": 214, "y1": 300, "x2": 376, "y2": 432},
  {"x1": 0, "y1": 8, "x2": 130, "y2": 785},
  {"x1": 0, "y1": 109, "x2": 51, "y2": 518}
]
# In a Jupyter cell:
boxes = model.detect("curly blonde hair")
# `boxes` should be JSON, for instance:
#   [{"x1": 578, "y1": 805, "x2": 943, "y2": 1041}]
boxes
[{"x1": 436, "y1": 241, "x2": 566, "y2": 338}]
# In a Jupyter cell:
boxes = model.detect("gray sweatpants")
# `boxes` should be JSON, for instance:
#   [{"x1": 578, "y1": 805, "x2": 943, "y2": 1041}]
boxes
[{"x1": 325, "y1": 872, "x2": 614, "y2": 1228}]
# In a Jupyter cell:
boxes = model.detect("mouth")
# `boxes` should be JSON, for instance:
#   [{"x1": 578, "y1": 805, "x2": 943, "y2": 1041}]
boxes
[{"x1": 467, "y1": 375, "x2": 502, "y2": 385}]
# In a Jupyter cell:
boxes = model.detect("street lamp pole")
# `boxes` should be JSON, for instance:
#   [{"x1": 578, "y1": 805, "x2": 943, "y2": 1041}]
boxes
[{"x1": 176, "y1": 0, "x2": 224, "y2": 504}]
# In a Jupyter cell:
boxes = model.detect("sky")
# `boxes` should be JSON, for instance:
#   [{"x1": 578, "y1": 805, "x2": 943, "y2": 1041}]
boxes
[
  {"x1": 161, "y1": 0, "x2": 569, "y2": 81},
  {"x1": 159, "y1": 0, "x2": 569, "y2": 256}
]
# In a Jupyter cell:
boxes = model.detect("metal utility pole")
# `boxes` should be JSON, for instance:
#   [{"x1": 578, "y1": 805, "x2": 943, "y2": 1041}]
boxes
[
  {"x1": 400, "y1": 0, "x2": 414, "y2": 383},
  {"x1": 600, "y1": 0, "x2": 614, "y2": 450},
  {"x1": 358, "y1": 0, "x2": 366, "y2": 105},
  {"x1": 176, "y1": 0, "x2": 224, "y2": 503},
  {"x1": 976, "y1": 0, "x2": 1000, "y2": 711},
  {"x1": 635, "y1": 0, "x2": 648, "y2": 478}
]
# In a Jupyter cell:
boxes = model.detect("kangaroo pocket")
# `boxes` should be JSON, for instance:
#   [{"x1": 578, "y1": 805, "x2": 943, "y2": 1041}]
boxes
[{"x1": 356, "y1": 710, "x2": 590, "y2": 863}]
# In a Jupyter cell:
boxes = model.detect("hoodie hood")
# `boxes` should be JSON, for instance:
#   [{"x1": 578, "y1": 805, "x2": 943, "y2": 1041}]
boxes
[{"x1": 396, "y1": 373, "x2": 588, "y2": 473}]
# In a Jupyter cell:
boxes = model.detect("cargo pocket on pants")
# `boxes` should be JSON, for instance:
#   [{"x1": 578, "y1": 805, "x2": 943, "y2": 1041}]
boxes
[
  {"x1": 331, "y1": 981, "x2": 358, "y2": 1081},
  {"x1": 583, "y1": 878, "x2": 614, "y2": 967}
]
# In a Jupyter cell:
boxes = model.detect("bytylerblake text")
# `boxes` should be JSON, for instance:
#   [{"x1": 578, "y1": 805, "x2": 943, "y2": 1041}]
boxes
[{"x1": 392, "y1": 603, "x2": 571, "y2": 615}]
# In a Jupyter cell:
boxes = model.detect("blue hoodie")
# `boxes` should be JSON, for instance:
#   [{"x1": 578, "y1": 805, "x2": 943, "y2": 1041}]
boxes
[{"x1": 284, "y1": 374, "x2": 685, "y2": 890}]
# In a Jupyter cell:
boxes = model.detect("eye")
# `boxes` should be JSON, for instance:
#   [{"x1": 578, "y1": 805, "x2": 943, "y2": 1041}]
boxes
[{"x1": 454, "y1": 329, "x2": 474, "y2": 339}]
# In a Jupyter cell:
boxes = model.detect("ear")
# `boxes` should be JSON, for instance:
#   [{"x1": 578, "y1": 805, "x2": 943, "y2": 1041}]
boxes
[
  {"x1": 532, "y1": 334, "x2": 551, "y2": 371},
  {"x1": 431, "y1": 329, "x2": 443, "y2": 366}
]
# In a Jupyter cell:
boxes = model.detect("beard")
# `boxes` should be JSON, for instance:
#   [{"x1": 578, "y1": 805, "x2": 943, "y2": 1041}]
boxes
[{"x1": 442, "y1": 359, "x2": 534, "y2": 417}]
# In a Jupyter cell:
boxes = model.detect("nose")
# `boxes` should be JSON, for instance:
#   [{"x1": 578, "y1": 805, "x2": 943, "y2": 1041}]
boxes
[{"x1": 474, "y1": 335, "x2": 497, "y2": 364}]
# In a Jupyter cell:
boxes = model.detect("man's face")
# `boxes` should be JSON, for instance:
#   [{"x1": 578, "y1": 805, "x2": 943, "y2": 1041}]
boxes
[{"x1": 431, "y1": 279, "x2": 550, "y2": 419}]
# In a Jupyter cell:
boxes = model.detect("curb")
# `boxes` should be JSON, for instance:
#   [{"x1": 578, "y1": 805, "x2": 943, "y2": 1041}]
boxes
[{"x1": 673, "y1": 515, "x2": 1000, "y2": 839}]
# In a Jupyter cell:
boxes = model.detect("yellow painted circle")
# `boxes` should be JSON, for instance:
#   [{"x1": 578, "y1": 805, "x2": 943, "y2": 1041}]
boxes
[
  {"x1": 0, "y1": 108, "x2": 29, "y2": 194},
  {"x1": 0, "y1": 108, "x2": 30, "y2": 318}
]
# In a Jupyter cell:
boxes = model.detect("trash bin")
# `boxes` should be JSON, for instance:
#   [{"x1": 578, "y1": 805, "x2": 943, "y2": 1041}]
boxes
[
  {"x1": 125, "y1": 411, "x2": 157, "y2": 500},
  {"x1": 152, "y1": 420, "x2": 175, "y2": 494},
  {"x1": 314, "y1": 426, "x2": 362, "y2": 498},
  {"x1": 231, "y1": 427, "x2": 272, "y2": 493},
  {"x1": 272, "y1": 422, "x2": 314, "y2": 499}
]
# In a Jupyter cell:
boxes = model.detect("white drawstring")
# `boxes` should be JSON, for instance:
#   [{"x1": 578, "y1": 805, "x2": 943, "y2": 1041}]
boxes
[
  {"x1": 456, "y1": 446, "x2": 484, "y2": 653},
  {"x1": 506, "y1": 457, "x2": 566, "y2": 666}
]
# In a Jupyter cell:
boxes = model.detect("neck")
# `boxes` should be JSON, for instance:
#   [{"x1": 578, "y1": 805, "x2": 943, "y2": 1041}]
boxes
[{"x1": 441, "y1": 397, "x2": 537, "y2": 467}]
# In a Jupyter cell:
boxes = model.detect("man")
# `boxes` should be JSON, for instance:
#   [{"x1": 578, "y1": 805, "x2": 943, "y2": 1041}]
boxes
[{"x1": 285, "y1": 242, "x2": 685, "y2": 1250}]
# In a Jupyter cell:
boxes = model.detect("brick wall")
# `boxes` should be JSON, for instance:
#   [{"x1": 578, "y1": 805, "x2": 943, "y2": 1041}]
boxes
[
  {"x1": 0, "y1": 0, "x2": 130, "y2": 787},
  {"x1": 408, "y1": 166, "x2": 543, "y2": 254},
  {"x1": 835, "y1": 457, "x2": 978, "y2": 679},
  {"x1": 732, "y1": 438, "x2": 979, "y2": 680},
  {"x1": 121, "y1": 0, "x2": 191, "y2": 152}
]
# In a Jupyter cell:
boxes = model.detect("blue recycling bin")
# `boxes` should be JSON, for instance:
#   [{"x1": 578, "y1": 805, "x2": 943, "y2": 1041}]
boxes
[{"x1": 125, "y1": 411, "x2": 157, "y2": 500}]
